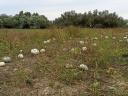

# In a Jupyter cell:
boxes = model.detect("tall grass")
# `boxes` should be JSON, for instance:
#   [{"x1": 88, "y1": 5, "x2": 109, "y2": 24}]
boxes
[{"x1": 0, "y1": 27, "x2": 128, "y2": 95}]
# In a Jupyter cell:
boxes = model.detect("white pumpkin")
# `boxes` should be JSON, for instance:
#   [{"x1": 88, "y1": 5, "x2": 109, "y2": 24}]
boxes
[
  {"x1": 105, "y1": 36, "x2": 109, "y2": 39},
  {"x1": 92, "y1": 43, "x2": 97, "y2": 46},
  {"x1": 70, "y1": 48, "x2": 75, "y2": 52},
  {"x1": 123, "y1": 36, "x2": 127, "y2": 39},
  {"x1": 19, "y1": 50, "x2": 23, "y2": 53},
  {"x1": 31, "y1": 49, "x2": 39, "y2": 55},
  {"x1": 79, "y1": 41, "x2": 84, "y2": 45},
  {"x1": 82, "y1": 47, "x2": 87, "y2": 51},
  {"x1": 93, "y1": 37, "x2": 98, "y2": 40},
  {"x1": 0, "y1": 62, "x2": 5, "y2": 67},
  {"x1": 47, "y1": 39, "x2": 51, "y2": 43},
  {"x1": 18, "y1": 54, "x2": 24, "y2": 59},
  {"x1": 112, "y1": 37, "x2": 116, "y2": 39},
  {"x1": 44, "y1": 41, "x2": 47, "y2": 44},
  {"x1": 40, "y1": 49, "x2": 46, "y2": 53},
  {"x1": 44, "y1": 39, "x2": 51, "y2": 44},
  {"x1": 79, "y1": 64, "x2": 88, "y2": 70},
  {"x1": 2, "y1": 56, "x2": 11, "y2": 63}
]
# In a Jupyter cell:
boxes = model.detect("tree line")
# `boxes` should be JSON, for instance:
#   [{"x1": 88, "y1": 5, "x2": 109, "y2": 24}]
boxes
[
  {"x1": 0, "y1": 11, "x2": 49, "y2": 28},
  {"x1": 0, "y1": 10, "x2": 127, "y2": 28}
]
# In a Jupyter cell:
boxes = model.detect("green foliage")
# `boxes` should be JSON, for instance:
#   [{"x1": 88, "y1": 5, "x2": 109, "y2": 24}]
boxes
[
  {"x1": 58, "y1": 69, "x2": 83, "y2": 85},
  {"x1": 0, "y1": 11, "x2": 50, "y2": 29},
  {"x1": 0, "y1": 28, "x2": 127, "y2": 95},
  {"x1": 0, "y1": 10, "x2": 127, "y2": 28},
  {"x1": 54, "y1": 10, "x2": 126, "y2": 28}
]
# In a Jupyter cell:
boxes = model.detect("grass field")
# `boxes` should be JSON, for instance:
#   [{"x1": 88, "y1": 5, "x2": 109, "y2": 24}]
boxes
[{"x1": 0, "y1": 27, "x2": 128, "y2": 96}]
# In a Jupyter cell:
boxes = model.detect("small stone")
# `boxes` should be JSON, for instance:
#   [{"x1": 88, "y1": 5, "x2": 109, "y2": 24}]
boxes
[
  {"x1": 13, "y1": 68, "x2": 18, "y2": 72},
  {"x1": 54, "y1": 82, "x2": 63, "y2": 89},
  {"x1": 43, "y1": 87, "x2": 55, "y2": 95},
  {"x1": 53, "y1": 38, "x2": 56, "y2": 40},
  {"x1": 63, "y1": 48, "x2": 66, "y2": 51},
  {"x1": 60, "y1": 87, "x2": 79, "y2": 96}
]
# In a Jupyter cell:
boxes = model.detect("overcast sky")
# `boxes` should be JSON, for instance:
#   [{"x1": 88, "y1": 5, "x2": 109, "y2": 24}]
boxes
[{"x1": 0, "y1": 0, "x2": 127, "y2": 20}]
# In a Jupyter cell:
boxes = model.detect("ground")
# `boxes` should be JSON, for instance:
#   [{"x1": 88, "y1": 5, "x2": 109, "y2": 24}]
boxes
[{"x1": 0, "y1": 27, "x2": 128, "y2": 96}]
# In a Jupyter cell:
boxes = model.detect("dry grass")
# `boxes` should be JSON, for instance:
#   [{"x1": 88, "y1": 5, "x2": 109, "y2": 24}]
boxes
[{"x1": 0, "y1": 27, "x2": 128, "y2": 96}]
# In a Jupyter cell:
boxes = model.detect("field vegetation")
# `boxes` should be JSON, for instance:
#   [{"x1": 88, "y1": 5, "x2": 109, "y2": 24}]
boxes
[{"x1": 0, "y1": 27, "x2": 128, "y2": 96}]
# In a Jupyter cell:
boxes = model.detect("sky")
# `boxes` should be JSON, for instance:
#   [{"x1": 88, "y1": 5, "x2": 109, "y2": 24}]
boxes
[{"x1": 0, "y1": 0, "x2": 127, "y2": 20}]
